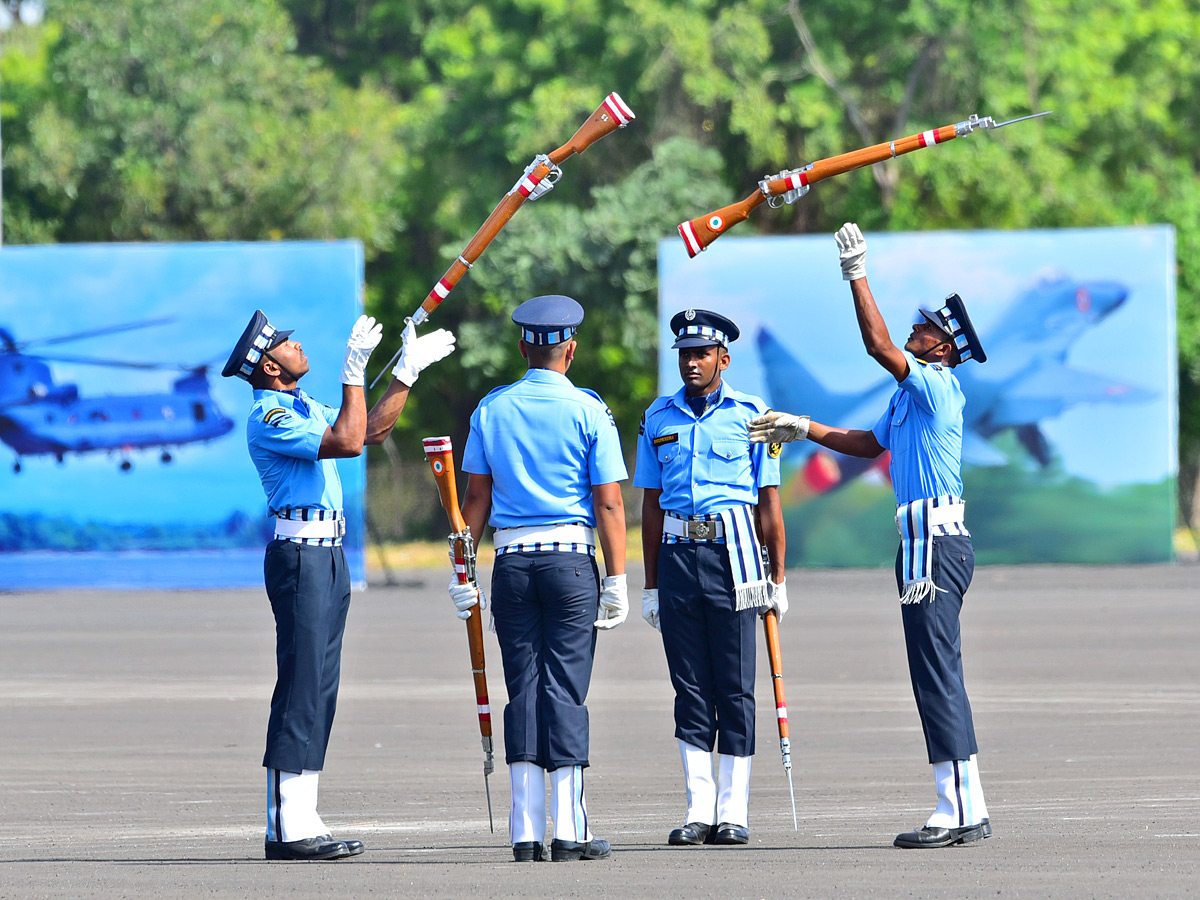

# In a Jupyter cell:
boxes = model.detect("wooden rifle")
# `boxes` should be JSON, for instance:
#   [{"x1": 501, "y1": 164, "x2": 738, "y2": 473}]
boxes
[
  {"x1": 678, "y1": 111, "x2": 1051, "y2": 257},
  {"x1": 422, "y1": 435, "x2": 495, "y2": 832}
]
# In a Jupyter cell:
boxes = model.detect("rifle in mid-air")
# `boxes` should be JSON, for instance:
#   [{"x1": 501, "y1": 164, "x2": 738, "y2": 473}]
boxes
[
  {"x1": 373, "y1": 94, "x2": 635, "y2": 387},
  {"x1": 677, "y1": 111, "x2": 1051, "y2": 258}
]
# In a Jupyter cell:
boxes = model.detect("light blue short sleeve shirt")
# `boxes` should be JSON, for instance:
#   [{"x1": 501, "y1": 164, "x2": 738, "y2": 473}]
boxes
[
  {"x1": 871, "y1": 351, "x2": 965, "y2": 504},
  {"x1": 634, "y1": 382, "x2": 780, "y2": 516},
  {"x1": 462, "y1": 368, "x2": 627, "y2": 529},
  {"x1": 247, "y1": 388, "x2": 342, "y2": 514}
]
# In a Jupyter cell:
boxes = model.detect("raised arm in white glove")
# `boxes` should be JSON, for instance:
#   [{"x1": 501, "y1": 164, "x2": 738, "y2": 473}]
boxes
[
  {"x1": 594, "y1": 574, "x2": 628, "y2": 630},
  {"x1": 341, "y1": 315, "x2": 384, "y2": 386},
  {"x1": 835, "y1": 222, "x2": 867, "y2": 282},
  {"x1": 762, "y1": 577, "x2": 789, "y2": 624},
  {"x1": 392, "y1": 319, "x2": 457, "y2": 387},
  {"x1": 641, "y1": 588, "x2": 661, "y2": 632},
  {"x1": 447, "y1": 578, "x2": 486, "y2": 621},
  {"x1": 748, "y1": 410, "x2": 810, "y2": 444}
]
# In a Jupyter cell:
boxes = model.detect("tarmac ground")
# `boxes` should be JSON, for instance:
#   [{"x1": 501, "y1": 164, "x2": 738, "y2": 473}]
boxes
[{"x1": 2, "y1": 563, "x2": 1198, "y2": 899}]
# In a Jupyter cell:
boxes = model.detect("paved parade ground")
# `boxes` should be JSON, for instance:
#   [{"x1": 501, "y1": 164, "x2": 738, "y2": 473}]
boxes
[{"x1": 2, "y1": 563, "x2": 1198, "y2": 899}]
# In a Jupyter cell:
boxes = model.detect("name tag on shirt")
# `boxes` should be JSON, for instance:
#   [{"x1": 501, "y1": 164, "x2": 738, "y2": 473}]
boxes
[{"x1": 652, "y1": 432, "x2": 679, "y2": 447}]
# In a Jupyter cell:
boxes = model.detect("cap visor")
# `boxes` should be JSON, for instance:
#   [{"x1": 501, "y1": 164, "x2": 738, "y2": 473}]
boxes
[{"x1": 672, "y1": 336, "x2": 722, "y2": 349}]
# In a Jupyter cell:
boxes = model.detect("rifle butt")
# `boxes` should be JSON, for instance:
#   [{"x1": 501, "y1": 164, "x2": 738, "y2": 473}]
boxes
[
  {"x1": 422, "y1": 436, "x2": 468, "y2": 533},
  {"x1": 549, "y1": 92, "x2": 635, "y2": 165},
  {"x1": 677, "y1": 191, "x2": 765, "y2": 257}
]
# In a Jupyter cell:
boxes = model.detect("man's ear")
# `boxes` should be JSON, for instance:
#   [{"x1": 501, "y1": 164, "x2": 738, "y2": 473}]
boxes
[
  {"x1": 718, "y1": 348, "x2": 731, "y2": 371},
  {"x1": 518, "y1": 339, "x2": 529, "y2": 360}
]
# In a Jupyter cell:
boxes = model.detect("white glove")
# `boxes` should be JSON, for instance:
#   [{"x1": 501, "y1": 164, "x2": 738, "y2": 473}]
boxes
[
  {"x1": 594, "y1": 574, "x2": 628, "y2": 630},
  {"x1": 641, "y1": 588, "x2": 661, "y2": 632},
  {"x1": 392, "y1": 319, "x2": 456, "y2": 386},
  {"x1": 835, "y1": 222, "x2": 867, "y2": 282},
  {"x1": 748, "y1": 410, "x2": 810, "y2": 444},
  {"x1": 763, "y1": 578, "x2": 789, "y2": 624},
  {"x1": 340, "y1": 315, "x2": 383, "y2": 386},
  {"x1": 448, "y1": 577, "x2": 486, "y2": 621}
]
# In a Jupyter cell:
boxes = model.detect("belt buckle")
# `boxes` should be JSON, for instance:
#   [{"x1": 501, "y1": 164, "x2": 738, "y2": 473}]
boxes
[
  {"x1": 691, "y1": 521, "x2": 711, "y2": 540},
  {"x1": 337, "y1": 518, "x2": 346, "y2": 538}
]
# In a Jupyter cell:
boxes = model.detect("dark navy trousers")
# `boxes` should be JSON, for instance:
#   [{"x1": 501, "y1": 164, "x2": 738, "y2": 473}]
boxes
[
  {"x1": 491, "y1": 551, "x2": 600, "y2": 771},
  {"x1": 262, "y1": 540, "x2": 352, "y2": 773},
  {"x1": 894, "y1": 534, "x2": 979, "y2": 763},
  {"x1": 659, "y1": 541, "x2": 757, "y2": 757}
]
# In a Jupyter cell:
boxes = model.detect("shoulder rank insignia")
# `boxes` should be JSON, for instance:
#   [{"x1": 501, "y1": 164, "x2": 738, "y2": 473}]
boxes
[
  {"x1": 652, "y1": 432, "x2": 679, "y2": 447},
  {"x1": 263, "y1": 408, "x2": 291, "y2": 427},
  {"x1": 769, "y1": 442, "x2": 782, "y2": 458}
]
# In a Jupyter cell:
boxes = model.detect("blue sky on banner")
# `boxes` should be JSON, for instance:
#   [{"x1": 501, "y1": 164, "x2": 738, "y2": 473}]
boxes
[
  {"x1": 0, "y1": 241, "x2": 365, "y2": 523},
  {"x1": 658, "y1": 225, "x2": 1175, "y2": 487}
]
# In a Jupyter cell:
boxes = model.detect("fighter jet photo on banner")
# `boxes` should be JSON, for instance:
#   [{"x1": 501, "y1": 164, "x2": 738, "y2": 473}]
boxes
[{"x1": 657, "y1": 225, "x2": 1176, "y2": 565}]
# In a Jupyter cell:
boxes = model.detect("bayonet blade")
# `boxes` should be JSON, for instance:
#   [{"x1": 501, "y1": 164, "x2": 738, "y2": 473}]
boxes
[
  {"x1": 992, "y1": 110, "x2": 1053, "y2": 129},
  {"x1": 786, "y1": 767, "x2": 798, "y2": 831},
  {"x1": 484, "y1": 767, "x2": 494, "y2": 833}
]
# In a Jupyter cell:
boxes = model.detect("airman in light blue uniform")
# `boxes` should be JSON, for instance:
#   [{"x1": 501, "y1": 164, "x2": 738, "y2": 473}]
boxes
[
  {"x1": 453, "y1": 294, "x2": 628, "y2": 863},
  {"x1": 635, "y1": 309, "x2": 787, "y2": 849},
  {"x1": 223, "y1": 307, "x2": 455, "y2": 861},
  {"x1": 748, "y1": 223, "x2": 992, "y2": 849}
]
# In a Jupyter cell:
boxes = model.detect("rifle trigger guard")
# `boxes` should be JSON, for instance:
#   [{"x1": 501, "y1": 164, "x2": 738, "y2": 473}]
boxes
[
  {"x1": 762, "y1": 165, "x2": 812, "y2": 208},
  {"x1": 447, "y1": 527, "x2": 478, "y2": 584},
  {"x1": 518, "y1": 153, "x2": 562, "y2": 201}
]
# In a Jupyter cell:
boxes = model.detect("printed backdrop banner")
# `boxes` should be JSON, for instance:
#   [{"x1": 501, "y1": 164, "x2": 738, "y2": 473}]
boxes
[
  {"x1": 657, "y1": 226, "x2": 1176, "y2": 565},
  {"x1": 0, "y1": 241, "x2": 366, "y2": 588}
]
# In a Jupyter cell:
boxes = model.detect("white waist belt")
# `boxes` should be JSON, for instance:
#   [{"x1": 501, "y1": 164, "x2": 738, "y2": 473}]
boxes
[
  {"x1": 494, "y1": 523, "x2": 595, "y2": 550},
  {"x1": 275, "y1": 518, "x2": 345, "y2": 539},
  {"x1": 662, "y1": 515, "x2": 726, "y2": 540},
  {"x1": 895, "y1": 499, "x2": 966, "y2": 534}
]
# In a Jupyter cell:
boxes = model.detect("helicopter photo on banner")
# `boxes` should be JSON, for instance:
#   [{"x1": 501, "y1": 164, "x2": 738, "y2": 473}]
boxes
[{"x1": 0, "y1": 241, "x2": 366, "y2": 589}]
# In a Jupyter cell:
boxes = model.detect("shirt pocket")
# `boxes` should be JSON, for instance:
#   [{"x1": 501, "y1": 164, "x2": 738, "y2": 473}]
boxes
[
  {"x1": 657, "y1": 443, "x2": 680, "y2": 464},
  {"x1": 889, "y1": 397, "x2": 910, "y2": 460},
  {"x1": 707, "y1": 439, "x2": 751, "y2": 484}
]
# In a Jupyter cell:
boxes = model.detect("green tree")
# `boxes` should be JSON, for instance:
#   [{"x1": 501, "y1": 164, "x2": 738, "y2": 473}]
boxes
[{"x1": 2, "y1": 0, "x2": 406, "y2": 257}]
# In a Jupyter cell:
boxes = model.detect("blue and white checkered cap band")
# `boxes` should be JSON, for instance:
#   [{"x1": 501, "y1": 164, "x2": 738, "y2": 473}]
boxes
[
  {"x1": 237, "y1": 323, "x2": 280, "y2": 380},
  {"x1": 676, "y1": 324, "x2": 729, "y2": 345},
  {"x1": 521, "y1": 325, "x2": 577, "y2": 346},
  {"x1": 936, "y1": 307, "x2": 975, "y2": 360}
]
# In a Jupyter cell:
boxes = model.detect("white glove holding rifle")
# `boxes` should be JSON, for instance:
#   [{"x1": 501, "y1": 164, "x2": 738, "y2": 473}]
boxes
[
  {"x1": 392, "y1": 319, "x2": 457, "y2": 386},
  {"x1": 748, "y1": 410, "x2": 810, "y2": 444},
  {"x1": 594, "y1": 574, "x2": 628, "y2": 630},
  {"x1": 340, "y1": 315, "x2": 384, "y2": 386},
  {"x1": 835, "y1": 222, "x2": 868, "y2": 282},
  {"x1": 762, "y1": 578, "x2": 789, "y2": 624},
  {"x1": 447, "y1": 577, "x2": 486, "y2": 621}
]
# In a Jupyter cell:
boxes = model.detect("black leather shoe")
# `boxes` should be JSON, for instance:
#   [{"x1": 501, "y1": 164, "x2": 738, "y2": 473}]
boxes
[
  {"x1": 550, "y1": 838, "x2": 612, "y2": 861},
  {"x1": 668, "y1": 822, "x2": 712, "y2": 846},
  {"x1": 317, "y1": 834, "x2": 365, "y2": 856},
  {"x1": 893, "y1": 822, "x2": 987, "y2": 849},
  {"x1": 512, "y1": 841, "x2": 546, "y2": 862},
  {"x1": 264, "y1": 837, "x2": 352, "y2": 861},
  {"x1": 710, "y1": 822, "x2": 750, "y2": 845},
  {"x1": 980, "y1": 818, "x2": 993, "y2": 838}
]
